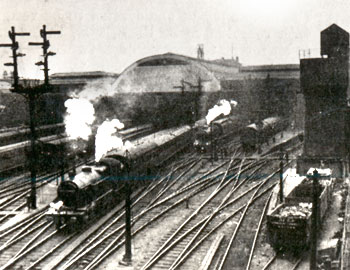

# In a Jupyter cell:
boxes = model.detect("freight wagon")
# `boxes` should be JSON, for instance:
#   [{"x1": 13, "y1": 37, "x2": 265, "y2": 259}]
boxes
[{"x1": 267, "y1": 169, "x2": 333, "y2": 251}]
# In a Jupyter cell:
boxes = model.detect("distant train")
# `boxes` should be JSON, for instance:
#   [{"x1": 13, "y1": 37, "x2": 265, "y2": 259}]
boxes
[
  {"x1": 193, "y1": 116, "x2": 245, "y2": 153},
  {"x1": 240, "y1": 117, "x2": 288, "y2": 152},
  {"x1": 0, "y1": 123, "x2": 65, "y2": 147},
  {"x1": 47, "y1": 125, "x2": 193, "y2": 228}
]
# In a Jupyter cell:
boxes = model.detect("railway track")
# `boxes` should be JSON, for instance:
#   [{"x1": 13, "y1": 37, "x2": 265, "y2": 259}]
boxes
[
  {"x1": 46, "y1": 156, "x2": 207, "y2": 270},
  {"x1": 0, "y1": 123, "x2": 65, "y2": 147},
  {"x1": 136, "y1": 137, "x2": 302, "y2": 270},
  {"x1": 0, "y1": 152, "x2": 203, "y2": 270},
  {"x1": 138, "y1": 158, "x2": 275, "y2": 270},
  {"x1": 50, "y1": 134, "x2": 300, "y2": 270},
  {"x1": 0, "y1": 148, "x2": 244, "y2": 270},
  {"x1": 0, "y1": 127, "x2": 302, "y2": 269},
  {"x1": 244, "y1": 143, "x2": 306, "y2": 270},
  {"x1": 261, "y1": 252, "x2": 304, "y2": 270}
]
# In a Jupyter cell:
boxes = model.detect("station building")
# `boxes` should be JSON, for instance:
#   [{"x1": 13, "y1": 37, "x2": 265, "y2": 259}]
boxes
[
  {"x1": 297, "y1": 24, "x2": 350, "y2": 176},
  {"x1": 1, "y1": 49, "x2": 302, "y2": 132}
]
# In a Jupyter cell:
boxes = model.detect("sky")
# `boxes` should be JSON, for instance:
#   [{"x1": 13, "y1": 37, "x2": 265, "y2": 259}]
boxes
[{"x1": 0, "y1": 0, "x2": 350, "y2": 79}]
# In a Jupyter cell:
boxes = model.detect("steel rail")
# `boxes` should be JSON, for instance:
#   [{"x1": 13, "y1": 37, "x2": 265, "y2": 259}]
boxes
[
  {"x1": 87, "y1": 167, "x2": 275, "y2": 270},
  {"x1": 141, "y1": 159, "x2": 260, "y2": 270},
  {"x1": 168, "y1": 162, "x2": 273, "y2": 270},
  {"x1": 0, "y1": 202, "x2": 27, "y2": 224},
  {"x1": 169, "y1": 159, "x2": 269, "y2": 269},
  {"x1": 140, "y1": 156, "x2": 241, "y2": 270},
  {"x1": 59, "y1": 158, "x2": 202, "y2": 270},
  {"x1": 217, "y1": 161, "x2": 292, "y2": 270},
  {"x1": 261, "y1": 254, "x2": 277, "y2": 270},
  {"x1": 245, "y1": 191, "x2": 273, "y2": 270},
  {"x1": 0, "y1": 208, "x2": 46, "y2": 237},
  {"x1": 169, "y1": 158, "x2": 248, "y2": 269},
  {"x1": 0, "y1": 223, "x2": 63, "y2": 270},
  {"x1": 171, "y1": 185, "x2": 277, "y2": 270},
  {"x1": 11, "y1": 221, "x2": 53, "y2": 260},
  {"x1": 65, "y1": 158, "x2": 239, "y2": 270},
  {"x1": 23, "y1": 234, "x2": 76, "y2": 270},
  {"x1": 0, "y1": 215, "x2": 47, "y2": 252}
]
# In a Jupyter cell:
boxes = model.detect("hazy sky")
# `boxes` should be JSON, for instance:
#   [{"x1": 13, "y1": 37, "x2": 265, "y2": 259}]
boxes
[{"x1": 1, "y1": 0, "x2": 350, "y2": 79}]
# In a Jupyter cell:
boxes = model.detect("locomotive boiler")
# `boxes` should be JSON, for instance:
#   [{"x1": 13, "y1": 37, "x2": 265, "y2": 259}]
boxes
[{"x1": 48, "y1": 158, "x2": 124, "y2": 228}]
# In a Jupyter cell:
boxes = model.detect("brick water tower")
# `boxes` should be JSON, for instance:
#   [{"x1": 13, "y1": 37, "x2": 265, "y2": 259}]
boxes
[{"x1": 297, "y1": 24, "x2": 350, "y2": 177}]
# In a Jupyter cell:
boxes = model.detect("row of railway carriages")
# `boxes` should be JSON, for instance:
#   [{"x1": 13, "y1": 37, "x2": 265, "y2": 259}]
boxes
[
  {"x1": 47, "y1": 113, "x2": 292, "y2": 228},
  {"x1": 48, "y1": 125, "x2": 194, "y2": 227}
]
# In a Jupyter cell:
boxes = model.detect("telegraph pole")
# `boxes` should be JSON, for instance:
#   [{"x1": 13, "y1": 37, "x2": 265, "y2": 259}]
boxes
[
  {"x1": 120, "y1": 168, "x2": 132, "y2": 266},
  {"x1": 193, "y1": 77, "x2": 202, "y2": 121},
  {"x1": 279, "y1": 159, "x2": 284, "y2": 203},
  {"x1": 310, "y1": 169, "x2": 319, "y2": 270}
]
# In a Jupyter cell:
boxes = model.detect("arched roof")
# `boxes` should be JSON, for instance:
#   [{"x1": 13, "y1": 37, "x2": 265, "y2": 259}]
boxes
[{"x1": 111, "y1": 53, "x2": 240, "y2": 93}]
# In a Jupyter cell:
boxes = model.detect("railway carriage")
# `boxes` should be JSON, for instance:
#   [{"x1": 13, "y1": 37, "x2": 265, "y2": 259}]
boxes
[{"x1": 240, "y1": 116, "x2": 288, "y2": 152}]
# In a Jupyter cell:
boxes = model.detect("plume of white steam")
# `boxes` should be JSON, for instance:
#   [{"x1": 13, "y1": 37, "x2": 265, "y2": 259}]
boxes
[
  {"x1": 205, "y1": 99, "x2": 238, "y2": 125},
  {"x1": 64, "y1": 98, "x2": 95, "y2": 140},
  {"x1": 230, "y1": 99, "x2": 238, "y2": 107},
  {"x1": 72, "y1": 78, "x2": 117, "y2": 102},
  {"x1": 95, "y1": 119, "x2": 133, "y2": 162}
]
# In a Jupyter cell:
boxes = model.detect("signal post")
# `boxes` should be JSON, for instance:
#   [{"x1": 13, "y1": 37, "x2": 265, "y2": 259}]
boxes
[{"x1": 0, "y1": 25, "x2": 60, "y2": 209}]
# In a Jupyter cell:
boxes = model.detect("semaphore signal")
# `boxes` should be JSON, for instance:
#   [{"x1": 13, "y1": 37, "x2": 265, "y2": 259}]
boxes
[
  {"x1": 0, "y1": 26, "x2": 30, "y2": 89},
  {"x1": 0, "y1": 25, "x2": 61, "y2": 209},
  {"x1": 29, "y1": 24, "x2": 61, "y2": 85}
]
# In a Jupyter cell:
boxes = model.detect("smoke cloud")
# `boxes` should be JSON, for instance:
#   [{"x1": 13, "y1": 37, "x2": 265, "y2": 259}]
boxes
[
  {"x1": 95, "y1": 118, "x2": 133, "y2": 162},
  {"x1": 64, "y1": 98, "x2": 95, "y2": 140},
  {"x1": 205, "y1": 99, "x2": 238, "y2": 125}
]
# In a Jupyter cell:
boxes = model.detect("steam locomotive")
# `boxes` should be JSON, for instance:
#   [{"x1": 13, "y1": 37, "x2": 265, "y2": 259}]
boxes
[
  {"x1": 47, "y1": 125, "x2": 193, "y2": 228},
  {"x1": 240, "y1": 116, "x2": 288, "y2": 152},
  {"x1": 193, "y1": 116, "x2": 245, "y2": 153}
]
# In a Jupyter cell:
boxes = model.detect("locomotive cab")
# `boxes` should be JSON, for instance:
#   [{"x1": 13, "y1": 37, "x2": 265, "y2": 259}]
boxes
[{"x1": 194, "y1": 130, "x2": 211, "y2": 152}]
